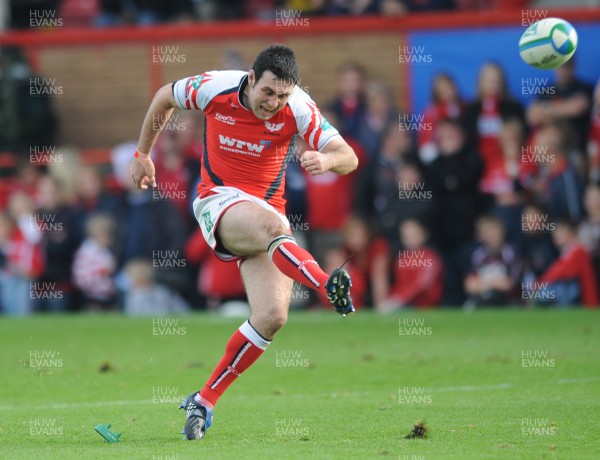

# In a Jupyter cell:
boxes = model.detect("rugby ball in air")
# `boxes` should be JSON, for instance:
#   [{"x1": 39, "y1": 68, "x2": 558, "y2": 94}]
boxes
[{"x1": 518, "y1": 17, "x2": 578, "y2": 70}]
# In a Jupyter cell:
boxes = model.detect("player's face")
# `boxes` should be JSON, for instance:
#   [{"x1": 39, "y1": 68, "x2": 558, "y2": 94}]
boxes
[{"x1": 248, "y1": 70, "x2": 295, "y2": 120}]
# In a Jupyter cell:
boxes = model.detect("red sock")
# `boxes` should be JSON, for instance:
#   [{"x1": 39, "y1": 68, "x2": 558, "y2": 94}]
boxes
[
  {"x1": 198, "y1": 320, "x2": 270, "y2": 408},
  {"x1": 268, "y1": 235, "x2": 329, "y2": 293}
]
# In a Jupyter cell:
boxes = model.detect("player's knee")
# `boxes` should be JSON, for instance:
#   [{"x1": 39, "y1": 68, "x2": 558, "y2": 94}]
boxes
[
  {"x1": 253, "y1": 310, "x2": 287, "y2": 336},
  {"x1": 269, "y1": 312, "x2": 288, "y2": 332},
  {"x1": 262, "y1": 214, "x2": 291, "y2": 240}
]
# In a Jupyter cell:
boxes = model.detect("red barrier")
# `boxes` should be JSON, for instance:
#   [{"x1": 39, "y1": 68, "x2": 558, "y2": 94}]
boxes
[{"x1": 1, "y1": 8, "x2": 600, "y2": 47}]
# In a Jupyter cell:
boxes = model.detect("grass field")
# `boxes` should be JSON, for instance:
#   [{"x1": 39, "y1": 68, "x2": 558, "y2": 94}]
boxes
[{"x1": 1, "y1": 310, "x2": 599, "y2": 460}]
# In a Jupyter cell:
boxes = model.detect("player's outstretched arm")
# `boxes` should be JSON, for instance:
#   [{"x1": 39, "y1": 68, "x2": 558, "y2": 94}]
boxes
[
  {"x1": 300, "y1": 138, "x2": 358, "y2": 176},
  {"x1": 131, "y1": 84, "x2": 178, "y2": 189}
]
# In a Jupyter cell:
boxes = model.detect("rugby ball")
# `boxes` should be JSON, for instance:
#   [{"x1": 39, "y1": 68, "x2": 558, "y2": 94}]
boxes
[{"x1": 519, "y1": 18, "x2": 578, "y2": 70}]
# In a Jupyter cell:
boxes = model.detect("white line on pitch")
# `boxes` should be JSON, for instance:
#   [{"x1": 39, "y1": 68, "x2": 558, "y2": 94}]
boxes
[
  {"x1": 428, "y1": 376, "x2": 600, "y2": 393},
  {"x1": 0, "y1": 376, "x2": 598, "y2": 411},
  {"x1": 0, "y1": 399, "x2": 152, "y2": 411}
]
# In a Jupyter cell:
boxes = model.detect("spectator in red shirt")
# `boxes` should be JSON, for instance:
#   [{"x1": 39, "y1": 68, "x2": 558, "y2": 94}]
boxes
[
  {"x1": 488, "y1": 117, "x2": 533, "y2": 248},
  {"x1": 419, "y1": 72, "x2": 464, "y2": 164},
  {"x1": 579, "y1": 184, "x2": 600, "y2": 289},
  {"x1": 299, "y1": 111, "x2": 365, "y2": 264},
  {"x1": 462, "y1": 62, "x2": 525, "y2": 197},
  {"x1": 154, "y1": 130, "x2": 193, "y2": 221},
  {"x1": 0, "y1": 211, "x2": 44, "y2": 316},
  {"x1": 537, "y1": 219, "x2": 599, "y2": 308},
  {"x1": 378, "y1": 218, "x2": 443, "y2": 311}
]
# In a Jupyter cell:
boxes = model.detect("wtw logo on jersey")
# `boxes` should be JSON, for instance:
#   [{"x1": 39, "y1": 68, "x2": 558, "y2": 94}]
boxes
[
  {"x1": 265, "y1": 121, "x2": 285, "y2": 132},
  {"x1": 219, "y1": 135, "x2": 271, "y2": 156}
]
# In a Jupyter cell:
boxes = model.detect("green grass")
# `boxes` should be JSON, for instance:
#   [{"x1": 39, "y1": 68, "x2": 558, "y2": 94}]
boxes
[{"x1": 1, "y1": 310, "x2": 599, "y2": 459}]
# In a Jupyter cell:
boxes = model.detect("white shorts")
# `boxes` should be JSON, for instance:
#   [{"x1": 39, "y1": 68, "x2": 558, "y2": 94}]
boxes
[{"x1": 193, "y1": 186, "x2": 290, "y2": 262}]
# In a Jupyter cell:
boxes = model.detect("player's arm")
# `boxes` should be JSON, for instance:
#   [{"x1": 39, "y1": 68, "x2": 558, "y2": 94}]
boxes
[
  {"x1": 300, "y1": 137, "x2": 358, "y2": 176},
  {"x1": 131, "y1": 84, "x2": 178, "y2": 189},
  {"x1": 137, "y1": 84, "x2": 178, "y2": 156}
]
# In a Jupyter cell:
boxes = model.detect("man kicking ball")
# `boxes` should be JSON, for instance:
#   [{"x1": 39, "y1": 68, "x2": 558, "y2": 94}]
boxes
[{"x1": 130, "y1": 44, "x2": 358, "y2": 440}]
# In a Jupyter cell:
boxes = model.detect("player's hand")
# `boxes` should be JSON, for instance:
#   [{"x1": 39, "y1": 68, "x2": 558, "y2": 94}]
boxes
[
  {"x1": 130, "y1": 152, "x2": 157, "y2": 189},
  {"x1": 300, "y1": 151, "x2": 332, "y2": 176}
]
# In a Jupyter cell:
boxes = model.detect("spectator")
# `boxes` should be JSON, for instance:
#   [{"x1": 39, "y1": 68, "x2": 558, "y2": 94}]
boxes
[
  {"x1": 0, "y1": 47, "x2": 58, "y2": 153},
  {"x1": 58, "y1": 0, "x2": 100, "y2": 28},
  {"x1": 587, "y1": 79, "x2": 600, "y2": 182},
  {"x1": 7, "y1": 191, "x2": 43, "y2": 246},
  {"x1": 488, "y1": 117, "x2": 530, "y2": 248},
  {"x1": 528, "y1": 122, "x2": 585, "y2": 221},
  {"x1": 536, "y1": 219, "x2": 598, "y2": 308},
  {"x1": 455, "y1": 0, "x2": 528, "y2": 9},
  {"x1": 33, "y1": 175, "x2": 82, "y2": 312},
  {"x1": 578, "y1": 184, "x2": 600, "y2": 288},
  {"x1": 520, "y1": 203, "x2": 558, "y2": 282},
  {"x1": 380, "y1": 0, "x2": 454, "y2": 15},
  {"x1": 123, "y1": 259, "x2": 190, "y2": 315},
  {"x1": 0, "y1": 211, "x2": 44, "y2": 316},
  {"x1": 154, "y1": 130, "x2": 193, "y2": 221},
  {"x1": 72, "y1": 214, "x2": 117, "y2": 311},
  {"x1": 462, "y1": 62, "x2": 525, "y2": 196},
  {"x1": 356, "y1": 124, "x2": 424, "y2": 241},
  {"x1": 394, "y1": 162, "x2": 434, "y2": 229},
  {"x1": 297, "y1": 113, "x2": 363, "y2": 264},
  {"x1": 327, "y1": 62, "x2": 367, "y2": 140},
  {"x1": 425, "y1": 118, "x2": 483, "y2": 305},
  {"x1": 94, "y1": 0, "x2": 125, "y2": 27},
  {"x1": 378, "y1": 218, "x2": 443, "y2": 312},
  {"x1": 526, "y1": 57, "x2": 593, "y2": 153},
  {"x1": 419, "y1": 72, "x2": 464, "y2": 164},
  {"x1": 73, "y1": 166, "x2": 119, "y2": 239},
  {"x1": 327, "y1": 0, "x2": 380, "y2": 15},
  {"x1": 339, "y1": 215, "x2": 390, "y2": 308},
  {"x1": 283, "y1": 0, "x2": 327, "y2": 15},
  {"x1": 356, "y1": 80, "x2": 398, "y2": 158},
  {"x1": 464, "y1": 215, "x2": 521, "y2": 307},
  {"x1": 110, "y1": 143, "x2": 189, "y2": 296},
  {"x1": 10, "y1": 0, "x2": 60, "y2": 29}
]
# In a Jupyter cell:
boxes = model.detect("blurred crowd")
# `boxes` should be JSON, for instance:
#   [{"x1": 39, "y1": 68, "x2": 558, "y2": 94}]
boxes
[
  {"x1": 7, "y1": 0, "x2": 595, "y2": 28},
  {"x1": 1, "y1": 54, "x2": 600, "y2": 315}
]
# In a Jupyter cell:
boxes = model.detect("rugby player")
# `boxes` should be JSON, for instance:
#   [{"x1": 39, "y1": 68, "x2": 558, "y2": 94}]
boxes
[{"x1": 130, "y1": 44, "x2": 358, "y2": 440}]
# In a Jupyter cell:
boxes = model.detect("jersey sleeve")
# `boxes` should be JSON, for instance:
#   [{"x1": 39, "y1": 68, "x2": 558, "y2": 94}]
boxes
[
  {"x1": 172, "y1": 73, "x2": 214, "y2": 111},
  {"x1": 289, "y1": 88, "x2": 341, "y2": 151}
]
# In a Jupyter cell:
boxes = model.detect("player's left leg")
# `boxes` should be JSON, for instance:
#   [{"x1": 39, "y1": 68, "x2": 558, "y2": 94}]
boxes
[{"x1": 181, "y1": 253, "x2": 292, "y2": 440}]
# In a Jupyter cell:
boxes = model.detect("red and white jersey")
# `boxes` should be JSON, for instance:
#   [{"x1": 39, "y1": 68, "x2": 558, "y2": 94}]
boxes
[{"x1": 172, "y1": 70, "x2": 340, "y2": 213}]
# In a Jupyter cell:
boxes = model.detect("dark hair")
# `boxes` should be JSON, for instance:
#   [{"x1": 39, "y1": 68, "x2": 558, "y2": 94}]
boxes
[
  {"x1": 336, "y1": 61, "x2": 366, "y2": 78},
  {"x1": 252, "y1": 44, "x2": 299, "y2": 85},
  {"x1": 431, "y1": 72, "x2": 459, "y2": 104},
  {"x1": 554, "y1": 217, "x2": 578, "y2": 232},
  {"x1": 476, "y1": 214, "x2": 504, "y2": 229},
  {"x1": 437, "y1": 116, "x2": 463, "y2": 132}
]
